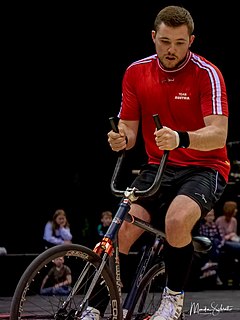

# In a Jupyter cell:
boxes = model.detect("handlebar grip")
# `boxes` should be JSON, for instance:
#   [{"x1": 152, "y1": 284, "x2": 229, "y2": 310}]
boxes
[
  {"x1": 109, "y1": 117, "x2": 119, "y2": 133},
  {"x1": 152, "y1": 114, "x2": 163, "y2": 130}
]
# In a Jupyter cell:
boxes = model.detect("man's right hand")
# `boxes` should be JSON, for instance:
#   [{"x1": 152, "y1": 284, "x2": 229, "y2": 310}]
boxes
[{"x1": 107, "y1": 128, "x2": 127, "y2": 152}]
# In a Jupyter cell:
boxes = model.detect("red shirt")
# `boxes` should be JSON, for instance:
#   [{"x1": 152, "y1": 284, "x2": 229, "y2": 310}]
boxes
[{"x1": 118, "y1": 51, "x2": 230, "y2": 182}]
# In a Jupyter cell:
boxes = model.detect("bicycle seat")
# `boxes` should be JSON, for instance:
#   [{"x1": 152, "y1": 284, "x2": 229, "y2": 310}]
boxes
[{"x1": 192, "y1": 236, "x2": 212, "y2": 253}]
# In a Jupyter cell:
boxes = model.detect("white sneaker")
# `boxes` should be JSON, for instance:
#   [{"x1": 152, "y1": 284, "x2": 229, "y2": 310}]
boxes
[
  {"x1": 150, "y1": 287, "x2": 184, "y2": 320},
  {"x1": 81, "y1": 306, "x2": 100, "y2": 319}
]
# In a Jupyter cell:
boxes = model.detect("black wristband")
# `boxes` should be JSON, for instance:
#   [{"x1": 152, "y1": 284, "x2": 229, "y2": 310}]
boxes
[{"x1": 177, "y1": 131, "x2": 190, "y2": 148}]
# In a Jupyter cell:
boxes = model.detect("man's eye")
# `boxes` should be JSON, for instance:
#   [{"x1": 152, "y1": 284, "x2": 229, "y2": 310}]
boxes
[{"x1": 161, "y1": 40, "x2": 170, "y2": 44}]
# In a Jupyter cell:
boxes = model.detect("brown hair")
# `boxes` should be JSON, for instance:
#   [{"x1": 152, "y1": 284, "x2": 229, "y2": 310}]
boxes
[
  {"x1": 223, "y1": 201, "x2": 238, "y2": 221},
  {"x1": 52, "y1": 209, "x2": 70, "y2": 235},
  {"x1": 154, "y1": 6, "x2": 194, "y2": 35},
  {"x1": 101, "y1": 210, "x2": 112, "y2": 218}
]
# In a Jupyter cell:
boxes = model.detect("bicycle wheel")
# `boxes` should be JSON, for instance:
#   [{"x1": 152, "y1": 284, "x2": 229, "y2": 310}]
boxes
[
  {"x1": 10, "y1": 243, "x2": 122, "y2": 320},
  {"x1": 124, "y1": 261, "x2": 166, "y2": 320}
]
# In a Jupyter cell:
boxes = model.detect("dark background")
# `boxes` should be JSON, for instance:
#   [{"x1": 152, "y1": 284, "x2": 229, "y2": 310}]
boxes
[{"x1": 1, "y1": 1, "x2": 239, "y2": 253}]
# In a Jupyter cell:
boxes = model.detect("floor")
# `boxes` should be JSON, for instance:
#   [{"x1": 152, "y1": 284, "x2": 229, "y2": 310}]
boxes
[{"x1": 1, "y1": 290, "x2": 240, "y2": 319}]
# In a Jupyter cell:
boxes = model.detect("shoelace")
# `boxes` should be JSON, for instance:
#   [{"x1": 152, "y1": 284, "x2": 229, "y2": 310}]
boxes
[
  {"x1": 81, "y1": 308, "x2": 99, "y2": 320},
  {"x1": 155, "y1": 293, "x2": 183, "y2": 319}
]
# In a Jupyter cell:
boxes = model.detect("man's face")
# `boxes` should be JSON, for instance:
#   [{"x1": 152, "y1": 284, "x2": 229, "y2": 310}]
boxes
[
  {"x1": 53, "y1": 257, "x2": 64, "y2": 266},
  {"x1": 152, "y1": 23, "x2": 194, "y2": 69}
]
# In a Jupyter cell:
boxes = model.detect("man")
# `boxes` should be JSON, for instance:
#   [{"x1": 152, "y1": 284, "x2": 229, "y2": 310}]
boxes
[
  {"x1": 40, "y1": 256, "x2": 72, "y2": 296},
  {"x1": 107, "y1": 5, "x2": 230, "y2": 320},
  {"x1": 84, "y1": 5, "x2": 230, "y2": 320}
]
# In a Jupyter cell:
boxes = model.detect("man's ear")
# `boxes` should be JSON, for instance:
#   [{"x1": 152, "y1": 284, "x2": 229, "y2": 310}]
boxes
[
  {"x1": 151, "y1": 30, "x2": 156, "y2": 43},
  {"x1": 189, "y1": 34, "x2": 195, "y2": 47}
]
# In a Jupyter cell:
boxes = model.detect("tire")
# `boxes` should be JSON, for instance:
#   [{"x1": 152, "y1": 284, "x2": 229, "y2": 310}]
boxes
[
  {"x1": 10, "y1": 243, "x2": 122, "y2": 319},
  {"x1": 124, "y1": 262, "x2": 166, "y2": 319}
]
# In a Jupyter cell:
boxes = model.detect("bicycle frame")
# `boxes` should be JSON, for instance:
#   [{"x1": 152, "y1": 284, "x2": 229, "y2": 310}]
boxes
[
  {"x1": 93, "y1": 197, "x2": 167, "y2": 313},
  {"x1": 92, "y1": 195, "x2": 166, "y2": 319}
]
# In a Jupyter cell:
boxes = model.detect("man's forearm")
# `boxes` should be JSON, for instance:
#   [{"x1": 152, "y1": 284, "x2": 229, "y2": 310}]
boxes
[{"x1": 188, "y1": 125, "x2": 227, "y2": 151}]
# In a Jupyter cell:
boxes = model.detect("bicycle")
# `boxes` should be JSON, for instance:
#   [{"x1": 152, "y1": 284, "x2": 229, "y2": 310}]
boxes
[{"x1": 10, "y1": 114, "x2": 212, "y2": 320}]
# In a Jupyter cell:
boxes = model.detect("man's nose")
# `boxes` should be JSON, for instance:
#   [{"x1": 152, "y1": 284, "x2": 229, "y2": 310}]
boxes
[{"x1": 167, "y1": 45, "x2": 176, "y2": 54}]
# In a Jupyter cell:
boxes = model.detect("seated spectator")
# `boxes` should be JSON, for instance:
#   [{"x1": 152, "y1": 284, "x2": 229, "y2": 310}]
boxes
[
  {"x1": 97, "y1": 210, "x2": 113, "y2": 240},
  {"x1": 215, "y1": 201, "x2": 240, "y2": 287},
  {"x1": 40, "y1": 256, "x2": 72, "y2": 295},
  {"x1": 43, "y1": 209, "x2": 72, "y2": 250},
  {"x1": 198, "y1": 209, "x2": 224, "y2": 284},
  {"x1": 215, "y1": 201, "x2": 240, "y2": 243}
]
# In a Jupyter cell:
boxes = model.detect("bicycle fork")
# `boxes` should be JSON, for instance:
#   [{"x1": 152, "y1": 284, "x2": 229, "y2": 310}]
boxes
[{"x1": 59, "y1": 251, "x2": 110, "y2": 319}]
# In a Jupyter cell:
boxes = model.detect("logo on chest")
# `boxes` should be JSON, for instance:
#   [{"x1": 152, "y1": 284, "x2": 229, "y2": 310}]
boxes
[{"x1": 175, "y1": 92, "x2": 190, "y2": 100}]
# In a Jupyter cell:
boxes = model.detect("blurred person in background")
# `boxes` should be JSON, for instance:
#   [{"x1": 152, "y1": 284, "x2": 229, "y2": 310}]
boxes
[
  {"x1": 215, "y1": 201, "x2": 239, "y2": 243},
  {"x1": 40, "y1": 256, "x2": 72, "y2": 295},
  {"x1": 198, "y1": 209, "x2": 224, "y2": 284},
  {"x1": 97, "y1": 210, "x2": 113, "y2": 240},
  {"x1": 43, "y1": 209, "x2": 72, "y2": 250},
  {"x1": 215, "y1": 200, "x2": 240, "y2": 287}
]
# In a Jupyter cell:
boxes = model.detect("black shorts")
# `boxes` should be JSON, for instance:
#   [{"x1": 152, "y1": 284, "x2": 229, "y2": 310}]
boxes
[{"x1": 131, "y1": 164, "x2": 227, "y2": 224}]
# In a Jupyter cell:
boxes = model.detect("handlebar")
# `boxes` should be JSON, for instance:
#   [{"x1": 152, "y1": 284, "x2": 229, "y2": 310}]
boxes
[{"x1": 109, "y1": 114, "x2": 169, "y2": 200}]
